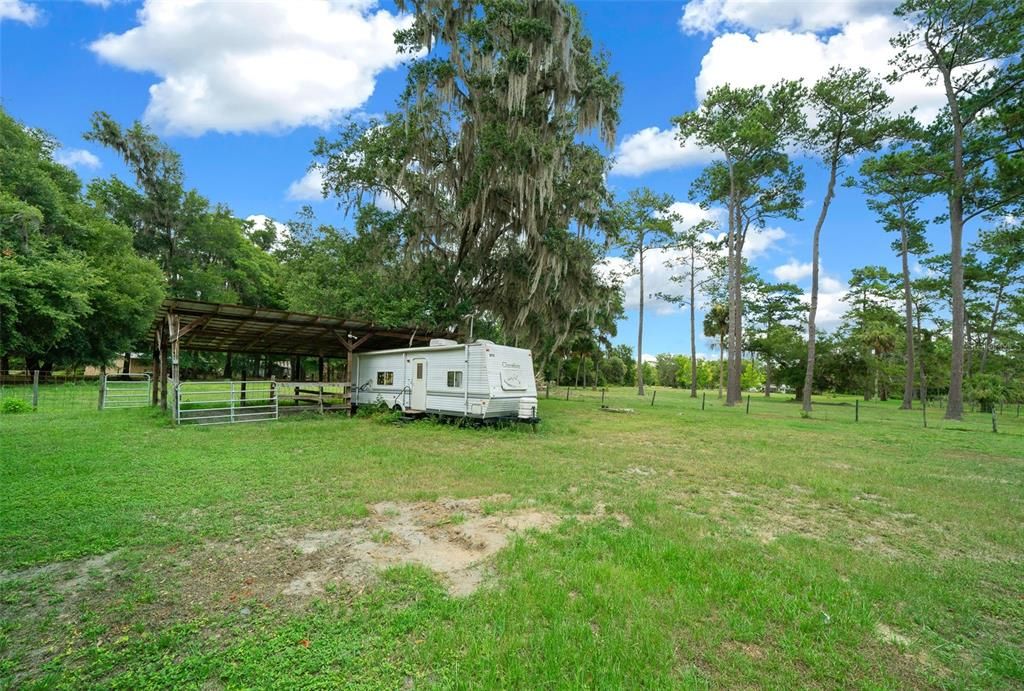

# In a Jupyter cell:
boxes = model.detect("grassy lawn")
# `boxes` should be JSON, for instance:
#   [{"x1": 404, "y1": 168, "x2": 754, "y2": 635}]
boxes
[{"x1": 1, "y1": 387, "x2": 1022, "y2": 688}]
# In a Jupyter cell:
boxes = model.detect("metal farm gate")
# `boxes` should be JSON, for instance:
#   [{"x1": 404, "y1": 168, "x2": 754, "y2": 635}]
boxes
[
  {"x1": 100, "y1": 373, "x2": 151, "y2": 409},
  {"x1": 175, "y1": 380, "x2": 278, "y2": 425}
]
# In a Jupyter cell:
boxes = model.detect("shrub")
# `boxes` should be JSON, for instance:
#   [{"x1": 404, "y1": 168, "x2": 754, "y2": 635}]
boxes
[{"x1": 1, "y1": 398, "x2": 33, "y2": 414}]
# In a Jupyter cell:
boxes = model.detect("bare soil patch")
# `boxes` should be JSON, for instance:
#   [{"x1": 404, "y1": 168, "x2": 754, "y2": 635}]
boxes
[{"x1": 4, "y1": 496, "x2": 629, "y2": 628}]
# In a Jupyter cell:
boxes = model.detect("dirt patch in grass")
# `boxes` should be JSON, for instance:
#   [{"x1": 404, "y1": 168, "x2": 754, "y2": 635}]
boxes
[
  {"x1": 671, "y1": 485, "x2": 1003, "y2": 563},
  {"x1": 0, "y1": 550, "x2": 121, "y2": 592},
  {"x1": 19, "y1": 497, "x2": 626, "y2": 620},
  {"x1": 147, "y1": 495, "x2": 578, "y2": 612}
]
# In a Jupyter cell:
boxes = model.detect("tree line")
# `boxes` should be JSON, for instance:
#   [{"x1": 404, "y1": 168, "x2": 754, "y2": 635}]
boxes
[
  {"x1": 1, "y1": 0, "x2": 1021, "y2": 419},
  {"x1": 607, "y1": 0, "x2": 1023, "y2": 419}
]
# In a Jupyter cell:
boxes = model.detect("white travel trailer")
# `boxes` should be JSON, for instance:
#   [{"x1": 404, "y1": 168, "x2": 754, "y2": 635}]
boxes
[{"x1": 351, "y1": 339, "x2": 539, "y2": 421}]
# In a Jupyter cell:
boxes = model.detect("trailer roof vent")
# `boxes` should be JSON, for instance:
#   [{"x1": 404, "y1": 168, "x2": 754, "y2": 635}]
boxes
[{"x1": 430, "y1": 338, "x2": 459, "y2": 347}]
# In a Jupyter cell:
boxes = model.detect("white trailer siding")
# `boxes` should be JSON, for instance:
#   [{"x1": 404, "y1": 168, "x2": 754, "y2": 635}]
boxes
[{"x1": 352, "y1": 341, "x2": 537, "y2": 419}]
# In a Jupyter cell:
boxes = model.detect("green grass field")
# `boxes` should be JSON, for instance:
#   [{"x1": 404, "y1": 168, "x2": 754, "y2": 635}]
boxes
[{"x1": 2, "y1": 387, "x2": 1022, "y2": 688}]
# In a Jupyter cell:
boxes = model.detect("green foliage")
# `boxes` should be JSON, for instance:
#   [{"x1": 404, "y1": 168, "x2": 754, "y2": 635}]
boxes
[
  {"x1": 0, "y1": 397, "x2": 32, "y2": 414},
  {"x1": 0, "y1": 108, "x2": 164, "y2": 366},
  {"x1": 86, "y1": 114, "x2": 283, "y2": 308},
  {"x1": 316, "y1": 0, "x2": 623, "y2": 358},
  {"x1": 600, "y1": 355, "x2": 626, "y2": 386}
]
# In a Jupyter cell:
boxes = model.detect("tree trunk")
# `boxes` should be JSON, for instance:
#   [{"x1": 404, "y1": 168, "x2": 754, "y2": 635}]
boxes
[
  {"x1": 940, "y1": 65, "x2": 965, "y2": 420},
  {"x1": 979, "y1": 284, "x2": 1004, "y2": 374},
  {"x1": 725, "y1": 162, "x2": 741, "y2": 406},
  {"x1": 689, "y1": 245, "x2": 698, "y2": 398},
  {"x1": 122, "y1": 352, "x2": 132, "y2": 374},
  {"x1": 223, "y1": 351, "x2": 233, "y2": 379},
  {"x1": 899, "y1": 208, "x2": 915, "y2": 410},
  {"x1": 717, "y1": 335, "x2": 725, "y2": 399},
  {"x1": 637, "y1": 241, "x2": 645, "y2": 396},
  {"x1": 764, "y1": 359, "x2": 771, "y2": 397},
  {"x1": 803, "y1": 157, "x2": 838, "y2": 412}
]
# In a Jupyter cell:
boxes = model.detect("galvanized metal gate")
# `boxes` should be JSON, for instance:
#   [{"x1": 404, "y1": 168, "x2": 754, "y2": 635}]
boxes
[
  {"x1": 100, "y1": 373, "x2": 152, "y2": 409},
  {"x1": 175, "y1": 380, "x2": 278, "y2": 425}
]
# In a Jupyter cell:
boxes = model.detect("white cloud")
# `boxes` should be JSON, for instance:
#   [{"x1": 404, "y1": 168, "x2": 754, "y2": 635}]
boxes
[
  {"x1": 821, "y1": 276, "x2": 844, "y2": 293},
  {"x1": 742, "y1": 226, "x2": 786, "y2": 259},
  {"x1": 90, "y1": 0, "x2": 413, "y2": 135},
  {"x1": 641, "y1": 353, "x2": 658, "y2": 364},
  {"x1": 694, "y1": 16, "x2": 947, "y2": 124},
  {"x1": 600, "y1": 223, "x2": 785, "y2": 316},
  {"x1": 0, "y1": 0, "x2": 39, "y2": 24},
  {"x1": 610, "y1": 127, "x2": 713, "y2": 176},
  {"x1": 794, "y1": 270, "x2": 848, "y2": 330},
  {"x1": 668, "y1": 201, "x2": 723, "y2": 231},
  {"x1": 286, "y1": 167, "x2": 326, "y2": 201},
  {"x1": 55, "y1": 148, "x2": 101, "y2": 170},
  {"x1": 680, "y1": 0, "x2": 897, "y2": 34},
  {"x1": 772, "y1": 258, "x2": 813, "y2": 282},
  {"x1": 246, "y1": 214, "x2": 291, "y2": 249}
]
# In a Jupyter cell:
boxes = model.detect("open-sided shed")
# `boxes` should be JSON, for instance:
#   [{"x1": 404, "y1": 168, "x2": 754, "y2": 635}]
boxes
[{"x1": 146, "y1": 298, "x2": 443, "y2": 413}]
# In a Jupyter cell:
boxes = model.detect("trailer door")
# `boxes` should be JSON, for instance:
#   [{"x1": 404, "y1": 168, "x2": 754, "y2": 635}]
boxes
[{"x1": 411, "y1": 357, "x2": 427, "y2": 410}]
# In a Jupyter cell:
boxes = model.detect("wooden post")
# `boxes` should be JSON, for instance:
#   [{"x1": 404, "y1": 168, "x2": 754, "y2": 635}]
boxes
[
  {"x1": 566, "y1": 386, "x2": 570, "y2": 401},
  {"x1": 31, "y1": 370, "x2": 39, "y2": 409},
  {"x1": 651, "y1": 390, "x2": 656, "y2": 407},
  {"x1": 855, "y1": 399, "x2": 859, "y2": 422},
  {"x1": 318, "y1": 356, "x2": 325, "y2": 382},
  {"x1": 992, "y1": 409, "x2": 997, "y2": 434},
  {"x1": 922, "y1": 394, "x2": 927, "y2": 428},
  {"x1": 98, "y1": 371, "x2": 106, "y2": 410},
  {"x1": 169, "y1": 313, "x2": 180, "y2": 420},
  {"x1": 746, "y1": 394, "x2": 750, "y2": 414},
  {"x1": 241, "y1": 368, "x2": 247, "y2": 404},
  {"x1": 151, "y1": 333, "x2": 161, "y2": 406},
  {"x1": 702, "y1": 392, "x2": 705, "y2": 410},
  {"x1": 601, "y1": 388, "x2": 605, "y2": 407},
  {"x1": 160, "y1": 334, "x2": 169, "y2": 411}
]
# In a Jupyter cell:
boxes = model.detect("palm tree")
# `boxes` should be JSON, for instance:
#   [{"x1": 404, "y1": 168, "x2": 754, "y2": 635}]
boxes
[{"x1": 703, "y1": 304, "x2": 730, "y2": 399}]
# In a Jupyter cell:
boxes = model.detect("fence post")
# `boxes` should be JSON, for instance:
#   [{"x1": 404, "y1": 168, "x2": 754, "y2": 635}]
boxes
[
  {"x1": 31, "y1": 370, "x2": 39, "y2": 410},
  {"x1": 922, "y1": 395, "x2": 927, "y2": 428},
  {"x1": 98, "y1": 373, "x2": 106, "y2": 410},
  {"x1": 566, "y1": 386, "x2": 570, "y2": 401},
  {"x1": 651, "y1": 390, "x2": 656, "y2": 407},
  {"x1": 992, "y1": 409, "x2": 997, "y2": 434},
  {"x1": 230, "y1": 381, "x2": 235, "y2": 423},
  {"x1": 855, "y1": 399, "x2": 859, "y2": 422},
  {"x1": 601, "y1": 388, "x2": 606, "y2": 407},
  {"x1": 746, "y1": 394, "x2": 750, "y2": 414},
  {"x1": 701, "y1": 392, "x2": 706, "y2": 411}
]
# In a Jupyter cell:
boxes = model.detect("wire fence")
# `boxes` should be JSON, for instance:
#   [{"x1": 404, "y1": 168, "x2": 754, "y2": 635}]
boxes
[
  {"x1": 542, "y1": 383, "x2": 1024, "y2": 437},
  {"x1": 4, "y1": 368, "x2": 1019, "y2": 438},
  {"x1": 0, "y1": 370, "x2": 106, "y2": 412}
]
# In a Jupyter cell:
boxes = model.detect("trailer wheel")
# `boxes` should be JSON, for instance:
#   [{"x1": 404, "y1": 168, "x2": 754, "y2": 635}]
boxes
[{"x1": 392, "y1": 404, "x2": 402, "y2": 413}]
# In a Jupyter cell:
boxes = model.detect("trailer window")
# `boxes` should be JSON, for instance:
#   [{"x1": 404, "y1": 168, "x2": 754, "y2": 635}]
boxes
[
  {"x1": 447, "y1": 371, "x2": 463, "y2": 388},
  {"x1": 376, "y1": 371, "x2": 394, "y2": 386}
]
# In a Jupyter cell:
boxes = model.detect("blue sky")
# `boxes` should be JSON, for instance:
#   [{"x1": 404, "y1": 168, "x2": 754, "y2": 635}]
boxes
[{"x1": 1, "y1": 0, "x2": 967, "y2": 357}]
